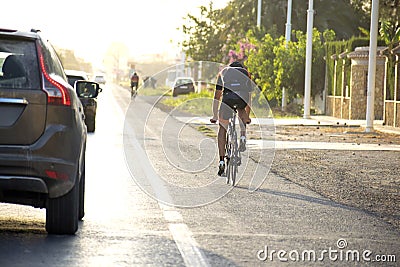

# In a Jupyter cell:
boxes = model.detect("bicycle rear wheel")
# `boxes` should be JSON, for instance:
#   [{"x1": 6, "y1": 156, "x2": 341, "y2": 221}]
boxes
[
  {"x1": 229, "y1": 156, "x2": 238, "y2": 186},
  {"x1": 225, "y1": 156, "x2": 230, "y2": 184},
  {"x1": 226, "y1": 141, "x2": 238, "y2": 186},
  {"x1": 225, "y1": 112, "x2": 239, "y2": 186}
]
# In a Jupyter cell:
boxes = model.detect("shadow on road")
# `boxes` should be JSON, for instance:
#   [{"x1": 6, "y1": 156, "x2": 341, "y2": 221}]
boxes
[{"x1": 232, "y1": 184, "x2": 360, "y2": 212}]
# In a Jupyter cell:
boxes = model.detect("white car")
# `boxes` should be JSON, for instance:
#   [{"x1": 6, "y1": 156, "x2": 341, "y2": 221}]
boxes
[{"x1": 93, "y1": 74, "x2": 106, "y2": 84}]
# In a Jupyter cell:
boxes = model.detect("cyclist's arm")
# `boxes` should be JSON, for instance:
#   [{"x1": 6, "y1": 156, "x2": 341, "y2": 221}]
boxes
[
  {"x1": 246, "y1": 91, "x2": 251, "y2": 111},
  {"x1": 244, "y1": 92, "x2": 252, "y2": 124},
  {"x1": 211, "y1": 73, "x2": 223, "y2": 123},
  {"x1": 211, "y1": 89, "x2": 222, "y2": 123}
]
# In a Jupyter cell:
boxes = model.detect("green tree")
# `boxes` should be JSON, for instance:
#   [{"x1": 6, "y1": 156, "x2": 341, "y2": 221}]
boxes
[
  {"x1": 180, "y1": 0, "x2": 375, "y2": 107},
  {"x1": 273, "y1": 34, "x2": 305, "y2": 102},
  {"x1": 351, "y1": 0, "x2": 399, "y2": 21},
  {"x1": 244, "y1": 28, "x2": 332, "y2": 105},
  {"x1": 351, "y1": 0, "x2": 400, "y2": 43},
  {"x1": 246, "y1": 33, "x2": 277, "y2": 102},
  {"x1": 261, "y1": 0, "x2": 369, "y2": 39},
  {"x1": 380, "y1": 19, "x2": 400, "y2": 46},
  {"x1": 181, "y1": 2, "x2": 225, "y2": 62},
  {"x1": 182, "y1": 0, "x2": 371, "y2": 65}
]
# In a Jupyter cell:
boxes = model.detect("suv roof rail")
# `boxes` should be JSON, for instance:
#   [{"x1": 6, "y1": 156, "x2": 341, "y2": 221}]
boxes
[
  {"x1": 31, "y1": 29, "x2": 41, "y2": 33},
  {"x1": 0, "y1": 28, "x2": 17, "y2": 33}
]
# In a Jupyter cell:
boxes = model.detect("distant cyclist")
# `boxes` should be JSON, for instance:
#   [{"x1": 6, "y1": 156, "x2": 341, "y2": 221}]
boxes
[
  {"x1": 130, "y1": 72, "x2": 139, "y2": 96},
  {"x1": 210, "y1": 61, "x2": 252, "y2": 176}
]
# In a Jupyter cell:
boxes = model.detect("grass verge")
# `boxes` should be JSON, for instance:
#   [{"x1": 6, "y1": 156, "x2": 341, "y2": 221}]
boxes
[
  {"x1": 161, "y1": 91, "x2": 214, "y2": 117},
  {"x1": 197, "y1": 125, "x2": 217, "y2": 138},
  {"x1": 138, "y1": 86, "x2": 172, "y2": 97}
]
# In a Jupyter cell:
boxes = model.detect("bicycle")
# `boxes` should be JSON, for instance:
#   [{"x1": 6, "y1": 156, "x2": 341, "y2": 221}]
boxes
[
  {"x1": 130, "y1": 84, "x2": 138, "y2": 98},
  {"x1": 225, "y1": 105, "x2": 241, "y2": 186}
]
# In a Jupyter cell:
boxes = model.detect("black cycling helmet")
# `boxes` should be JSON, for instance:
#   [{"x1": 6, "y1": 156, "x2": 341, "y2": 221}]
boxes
[{"x1": 229, "y1": 61, "x2": 244, "y2": 68}]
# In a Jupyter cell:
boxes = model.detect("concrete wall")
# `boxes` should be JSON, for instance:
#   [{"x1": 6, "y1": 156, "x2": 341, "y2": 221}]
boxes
[
  {"x1": 326, "y1": 47, "x2": 386, "y2": 120},
  {"x1": 349, "y1": 57, "x2": 385, "y2": 120}
]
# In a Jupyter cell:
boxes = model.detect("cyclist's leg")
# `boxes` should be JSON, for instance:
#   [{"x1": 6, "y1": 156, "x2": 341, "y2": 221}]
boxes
[
  {"x1": 216, "y1": 122, "x2": 227, "y2": 176},
  {"x1": 238, "y1": 108, "x2": 247, "y2": 135},
  {"x1": 216, "y1": 101, "x2": 232, "y2": 175},
  {"x1": 237, "y1": 97, "x2": 249, "y2": 152},
  {"x1": 217, "y1": 121, "x2": 228, "y2": 160},
  {"x1": 218, "y1": 100, "x2": 233, "y2": 159}
]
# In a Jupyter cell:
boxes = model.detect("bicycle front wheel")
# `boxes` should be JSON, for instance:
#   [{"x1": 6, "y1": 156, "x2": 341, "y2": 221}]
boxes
[{"x1": 229, "y1": 156, "x2": 238, "y2": 186}]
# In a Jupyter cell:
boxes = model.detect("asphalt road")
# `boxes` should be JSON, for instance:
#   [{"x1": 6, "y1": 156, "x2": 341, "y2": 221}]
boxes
[{"x1": 0, "y1": 84, "x2": 398, "y2": 266}]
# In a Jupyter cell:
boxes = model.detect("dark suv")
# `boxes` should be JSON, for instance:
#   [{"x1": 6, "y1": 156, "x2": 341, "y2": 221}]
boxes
[
  {"x1": 65, "y1": 70, "x2": 101, "y2": 132},
  {"x1": 0, "y1": 29, "x2": 95, "y2": 234}
]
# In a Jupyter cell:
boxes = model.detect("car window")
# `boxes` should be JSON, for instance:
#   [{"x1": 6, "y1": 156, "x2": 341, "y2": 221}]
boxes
[
  {"x1": 0, "y1": 39, "x2": 40, "y2": 89},
  {"x1": 39, "y1": 39, "x2": 67, "y2": 82},
  {"x1": 176, "y1": 79, "x2": 193, "y2": 86}
]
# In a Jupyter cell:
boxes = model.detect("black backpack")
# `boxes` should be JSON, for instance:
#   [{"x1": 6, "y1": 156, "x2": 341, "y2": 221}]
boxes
[{"x1": 222, "y1": 67, "x2": 251, "y2": 93}]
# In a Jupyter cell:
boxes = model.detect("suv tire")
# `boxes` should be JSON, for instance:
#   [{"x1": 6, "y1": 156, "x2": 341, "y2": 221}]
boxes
[
  {"x1": 87, "y1": 116, "x2": 95, "y2": 133},
  {"x1": 78, "y1": 160, "x2": 85, "y2": 220},
  {"x1": 45, "y1": 175, "x2": 79, "y2": 235}
]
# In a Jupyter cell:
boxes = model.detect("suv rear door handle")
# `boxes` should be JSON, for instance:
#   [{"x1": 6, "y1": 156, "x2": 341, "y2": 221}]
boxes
[{"x1": 0, "y1": 97, "x2": 28, "y2": 104}]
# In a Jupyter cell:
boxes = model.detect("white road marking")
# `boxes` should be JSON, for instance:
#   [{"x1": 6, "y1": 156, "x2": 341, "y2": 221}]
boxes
[
  {"x1": 109, "y1": 87, "x2": 210, "y2": 267},
  {"x1": 168, "y1": 223, "x2": 210, "y2": 267}
]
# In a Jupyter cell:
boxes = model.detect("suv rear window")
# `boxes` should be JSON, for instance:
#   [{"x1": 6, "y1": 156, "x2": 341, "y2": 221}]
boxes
[
  {"x1": 0, "y1": 39, "x2": 40, "y2": 90},
  {"x1": 175, "y1": 78, "x2": 194, "y2": 86}
]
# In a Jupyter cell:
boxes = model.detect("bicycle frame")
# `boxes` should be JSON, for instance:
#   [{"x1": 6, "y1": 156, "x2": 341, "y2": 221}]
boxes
[{"x1": 225, "y1": 106, "x2": 241, "y2": 186}]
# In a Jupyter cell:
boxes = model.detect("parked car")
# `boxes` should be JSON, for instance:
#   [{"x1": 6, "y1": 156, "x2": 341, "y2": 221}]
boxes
[
  {"x1": 0, "y1": 28, "x2": 97, "y2": 234},
  {"x1": 172, "y1": 77, "x2": 195, "y2": 97},
  {"x1": 93, "y1": 74, "x2": 106, "y2": 84},
  {"x1": 65, "y1": 70, "x2": 101, "y2": 132}
]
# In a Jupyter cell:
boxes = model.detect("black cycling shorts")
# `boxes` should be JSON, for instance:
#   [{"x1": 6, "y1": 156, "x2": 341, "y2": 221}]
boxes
[{"x1": 219, "y1": 92, "x2": 248, "y2": 120}]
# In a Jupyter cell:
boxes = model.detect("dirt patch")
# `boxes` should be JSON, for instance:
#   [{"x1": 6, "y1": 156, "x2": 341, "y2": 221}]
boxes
[
  {"x1": 273, "y1": 125, "x2": 400, "y2": 145},
  {"x1": 269, "y1": 125, "x2": 400, "y2": 230}
]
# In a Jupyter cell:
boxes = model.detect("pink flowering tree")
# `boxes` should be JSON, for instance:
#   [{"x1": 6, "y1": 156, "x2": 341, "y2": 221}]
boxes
[{"x1": 227, "y1": 41, "x2": 256, "y2": 64}]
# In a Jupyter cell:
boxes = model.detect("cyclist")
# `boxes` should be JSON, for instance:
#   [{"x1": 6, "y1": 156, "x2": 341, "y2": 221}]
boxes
[
  {"x1": 130, "y1": 72, "x2": 139, "y2": 96},
  {"x1": 210, "y1": 61, "x2": 252, "y2": 176}
]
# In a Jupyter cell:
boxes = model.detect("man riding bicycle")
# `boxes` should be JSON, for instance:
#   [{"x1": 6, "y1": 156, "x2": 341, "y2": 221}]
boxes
[
  {"x1": 130, "y1": 72, "x2": 139, "y2": 96},
  {"x1": 210, "y1": 61, "x2": 252, "y2": 176}
]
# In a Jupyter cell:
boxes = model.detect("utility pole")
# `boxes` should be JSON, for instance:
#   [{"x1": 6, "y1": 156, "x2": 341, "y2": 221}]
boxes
[
  {"x1": 257, "y1": 0, "x2": 262, "y2": 28},
  {"x1": 365, "y1": 0, "x2": 380, "y2": 132},
  {"x1": 285, "y1": 0, "x2": 292, "y2": 43},
  {"x1": 282, "y1": 0, "x2": 293, "y2": 111},
  {"x1": 303, "y1": 0, "x2": 314, "y2": 119}
]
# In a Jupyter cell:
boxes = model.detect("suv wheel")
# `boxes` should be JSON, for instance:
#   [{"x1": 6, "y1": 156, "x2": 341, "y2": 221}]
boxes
[
  {"x1": 45, "y1": 175, "x2": 79, "y2": 235},
  {"x1": 87, "y1": 116, "x2": 95, "y2": 133},
  {"x1": 78, "y1": 160, "x2": 85, "y2": 220}
]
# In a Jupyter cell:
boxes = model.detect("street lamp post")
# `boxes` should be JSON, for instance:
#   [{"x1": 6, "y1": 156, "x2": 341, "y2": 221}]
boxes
[
  {"x1": 365, "y1": 0, "x2": 380, "y2": 132},
  {"x1": 285, "y1": 0, "x2": 292, "y2": 43},
  {"x1": 303, "y1": 0, "x2": 314, "y2": 119},
  {"x1": 282, "y1": 0, "x2": 293, "y2": 111},
  {"x1": 257, "y1": 0, "x2": 262, "y2": 28}
]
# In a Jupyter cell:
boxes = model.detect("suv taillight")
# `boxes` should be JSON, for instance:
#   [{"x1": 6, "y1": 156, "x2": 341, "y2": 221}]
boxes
[{"x1": 38, "y1": 48, "x2": 71, "y2": 106}]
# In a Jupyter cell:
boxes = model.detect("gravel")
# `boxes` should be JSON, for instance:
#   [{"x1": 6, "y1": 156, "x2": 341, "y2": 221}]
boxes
[{"x1": 266, "y1": 125, "x2": 400, "y2": 230}]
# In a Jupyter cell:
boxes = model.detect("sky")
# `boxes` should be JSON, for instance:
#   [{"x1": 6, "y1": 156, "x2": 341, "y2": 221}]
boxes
[{"x1": 3, "y1": 0, "x2": 229, "y2": 66}]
